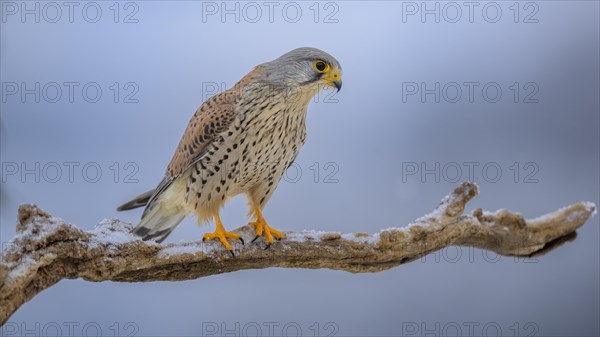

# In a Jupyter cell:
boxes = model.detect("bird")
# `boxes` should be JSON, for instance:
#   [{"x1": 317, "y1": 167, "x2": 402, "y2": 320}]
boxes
[{"x1": 117, "y1": 47, "x2": 342, "y2": 255}]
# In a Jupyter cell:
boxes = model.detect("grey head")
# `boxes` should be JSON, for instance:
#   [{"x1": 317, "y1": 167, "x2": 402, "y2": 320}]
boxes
[{"x1": 260, "y1": 47, "x2": 342, "y2": 92}]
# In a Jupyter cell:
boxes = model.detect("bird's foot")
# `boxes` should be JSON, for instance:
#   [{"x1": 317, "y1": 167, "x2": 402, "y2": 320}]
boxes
[
  {"x1": 203, "y1": 227, "x2": 244, "y2": 255},
  {"x1": 249, "y1": 219, "x2": 283, "y2": 244}
]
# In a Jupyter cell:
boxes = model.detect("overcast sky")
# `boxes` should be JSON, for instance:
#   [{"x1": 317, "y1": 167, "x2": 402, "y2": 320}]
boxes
[{"x1": 1, "y1": 1, "x2": 598, "y2": 336}]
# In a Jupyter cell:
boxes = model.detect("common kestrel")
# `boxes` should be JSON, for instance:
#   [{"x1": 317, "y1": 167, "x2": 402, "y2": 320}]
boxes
[{"x1": 117, "y1": 47, "x2": 342, "y2": 254}]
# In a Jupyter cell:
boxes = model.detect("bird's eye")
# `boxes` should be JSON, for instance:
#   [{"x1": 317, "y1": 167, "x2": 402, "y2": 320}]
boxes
[{"x1": 313, "y1": 60, "x2": 329, "y2": 73}]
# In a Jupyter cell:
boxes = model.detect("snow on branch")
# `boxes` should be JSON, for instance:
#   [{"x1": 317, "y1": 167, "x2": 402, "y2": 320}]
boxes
[{"x1": 0, "y1": 182, "x2": 596, "y2": 324}]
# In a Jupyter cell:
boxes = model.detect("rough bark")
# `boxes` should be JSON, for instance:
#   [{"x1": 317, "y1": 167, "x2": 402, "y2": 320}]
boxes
[{"x1": 0, "y1": 182, "x2": 596, "y2": 325}]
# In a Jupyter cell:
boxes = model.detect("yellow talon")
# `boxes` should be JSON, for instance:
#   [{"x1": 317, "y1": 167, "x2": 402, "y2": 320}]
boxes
[
  {"x1": 203, "y1": 214, "x2": 241, "y2": 252},
  {"x1": 249, "y1": 208, "x2": 283, "y2": 243}
]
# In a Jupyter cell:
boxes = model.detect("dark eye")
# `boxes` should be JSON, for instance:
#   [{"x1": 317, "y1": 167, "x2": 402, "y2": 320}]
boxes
[{"x1": 313, "y1": 60, "x2": 330, "y2": 73}]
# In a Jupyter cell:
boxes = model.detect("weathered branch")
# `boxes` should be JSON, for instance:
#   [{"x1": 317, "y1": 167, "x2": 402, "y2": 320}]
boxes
[{"x1": 0, "y1": 182, "x2": 596, "y2": 324}]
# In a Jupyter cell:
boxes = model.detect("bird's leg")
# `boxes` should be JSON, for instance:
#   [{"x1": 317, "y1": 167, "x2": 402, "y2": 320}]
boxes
[
  {"x1": 249, "y1": 207, "x2": 283, "y2": 244},
  {"x1": 203, "y1": 213, "x2": 244, "y2": 255}
]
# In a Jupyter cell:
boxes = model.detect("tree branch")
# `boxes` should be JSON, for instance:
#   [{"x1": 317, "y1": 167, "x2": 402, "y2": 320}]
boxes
[{"x1": 0, "y1": 182, "x2": 596, "y2": 324}]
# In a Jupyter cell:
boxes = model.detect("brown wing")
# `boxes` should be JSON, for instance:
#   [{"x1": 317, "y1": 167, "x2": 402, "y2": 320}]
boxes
[
  {"x1": 117, "y1": 89, "x2": 237, "y2": 214},
  {"x1": 137, "y1": 90, "x2": 238, "y2": 218},
  {"x1": 138, "y1": 66, "x2": 264, "y2": 217},
  {"x1": 167, "y1": 65, "x2": 264, "y2": 179},
  {"x1": 167, "y1": 92, "x2": 237, "y2": 178}
]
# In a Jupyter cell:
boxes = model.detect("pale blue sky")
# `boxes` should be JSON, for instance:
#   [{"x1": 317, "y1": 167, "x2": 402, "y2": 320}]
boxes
[{"x1": 1, "y1": 1, "x2": 598, "y2": 335}]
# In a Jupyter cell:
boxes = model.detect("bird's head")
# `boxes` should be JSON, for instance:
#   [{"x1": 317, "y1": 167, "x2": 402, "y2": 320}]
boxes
[{"x1": 261, "y1": 47, "x2": 342, "y2": 94}]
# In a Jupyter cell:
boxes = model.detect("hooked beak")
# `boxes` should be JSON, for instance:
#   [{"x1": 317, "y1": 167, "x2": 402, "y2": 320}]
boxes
[
  {"x1": 332, "y1": 79, "x2": 342, "y2": 92},
  {"x1": 323, "y1": 70, "x2": 342, "y2": 92}
]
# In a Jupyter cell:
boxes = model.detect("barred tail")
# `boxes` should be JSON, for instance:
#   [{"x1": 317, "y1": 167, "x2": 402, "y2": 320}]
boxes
[
  {"x1": 117, "y1": 189, "x2": 154, "y2": 211},
  {"x1": 120, "y1": 177, "x2": 187, "y2": 243},
  {"x1": 132, "y1": 203, "x2": 186, "y2": 243}
]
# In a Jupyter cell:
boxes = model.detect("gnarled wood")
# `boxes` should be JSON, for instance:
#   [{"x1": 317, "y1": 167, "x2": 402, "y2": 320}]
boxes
[{"x1": 0, "y1": 182, "x2": 596, "y2": 325}]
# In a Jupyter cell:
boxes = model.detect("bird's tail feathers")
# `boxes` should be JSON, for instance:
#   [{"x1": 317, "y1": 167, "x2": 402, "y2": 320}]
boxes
[
  {"x1": 117, "y1": 189, "x2": 154, "y2": 211},
  {"x1": 132, "y1": 202, "x2": 186, "y2": 243}
]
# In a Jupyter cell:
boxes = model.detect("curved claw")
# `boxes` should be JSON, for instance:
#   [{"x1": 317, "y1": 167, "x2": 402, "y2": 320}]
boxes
[
  {"x1": 238, "y1": 237, "x2": 245, "y2": 245},
  {"x1": 229, "y1": 250, "x2": 235, "y2": 258},
  {"x1": 248, "y1": 209, "x2": 283, "y2": 244},
  {"x1": 264, "y1": 243, "x2": 272, "y2": 250},
  {"x1": 203, "y1": 214, "x2": 241, "y2": 252},
  {"x1": 251, "y1": 235, "x2": 260, "y2": 243}
]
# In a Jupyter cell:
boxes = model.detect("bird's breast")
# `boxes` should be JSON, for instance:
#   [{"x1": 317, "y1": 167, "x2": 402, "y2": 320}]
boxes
[
  {"x1": 186, "y1": 92, "x2": 308, "y2": 203},
  {"x1": 233, "y1": 99, "x2": 308, "y2": 188}
]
